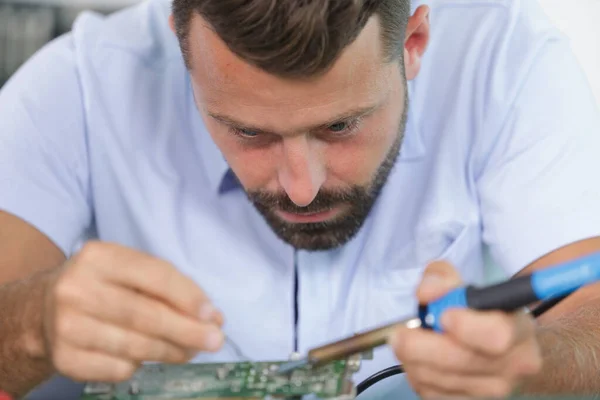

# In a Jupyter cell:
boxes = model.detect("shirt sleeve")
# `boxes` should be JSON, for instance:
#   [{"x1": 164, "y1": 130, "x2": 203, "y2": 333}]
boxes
[
  {"x1": 0, "y1": 34, "x2": 92, "y2": 256},
  {"x1": 477, "y1": 36, "x2": 600, "y2": 277}
]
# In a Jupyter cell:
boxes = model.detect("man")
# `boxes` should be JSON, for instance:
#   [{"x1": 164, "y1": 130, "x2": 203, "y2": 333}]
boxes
[{"x1": 1, "y1": 0, "x2": 600, "y2": 398}]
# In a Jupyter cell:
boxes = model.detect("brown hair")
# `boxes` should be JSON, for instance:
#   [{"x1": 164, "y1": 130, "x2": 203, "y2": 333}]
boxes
[{"x1": 172, "y1": 0, "x2": 411, "y2": 79}]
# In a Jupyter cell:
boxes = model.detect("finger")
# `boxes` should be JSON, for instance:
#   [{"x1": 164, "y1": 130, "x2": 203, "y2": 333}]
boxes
[
  {"x1": 75, "y1": 284, "x2": 224, "y2": 352},
  {"x1": 403, "y1": 364, "x2": 466, "y2": 399},
  {"x1": 417, "y1": 261, "x2": 462, "y2": 304},
  {"x1": 53, "y1": 344, "x2": 139, "y2": 383},
  {"x1": 58, "y1": 313, "x2": 192, "y2": 363},
  {"x1": 79, "y1": 243, "x2": 216, "y2": 319},
  {"x1": 418, "y1": 389, "x2": 470, "y2": 400},
  {"x1": 212, "y1": 309, "x2": 225, "y2": 328},
  {"x1": 452, "y1": 375, "x2": 516, "y2": 398},
  {"x1": 406, "y1": 364, "x2": 515, "y2": 399},
  {"x1": 441, "y1": 308, "x2": 536, "y2": 356},
  {"x1": 506, "y1": 337, "x2": 543, "y2": 376},
  {"x1": 389, "y1": 326, "x2": 499, "y2": 375}
]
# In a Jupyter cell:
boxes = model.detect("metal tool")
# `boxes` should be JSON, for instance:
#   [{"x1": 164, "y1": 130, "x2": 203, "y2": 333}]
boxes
[
  {"x1": 225, "y1": 335, "x2": 251, "y2": 361},
  {"x1": 276, "y1": 251, "x2": 600, "y2": 375}
]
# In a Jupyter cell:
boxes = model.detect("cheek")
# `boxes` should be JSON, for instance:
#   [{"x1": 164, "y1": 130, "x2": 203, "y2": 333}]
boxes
[{"x1": 326, "y1": 122, "x2": 396, "y2": 185}]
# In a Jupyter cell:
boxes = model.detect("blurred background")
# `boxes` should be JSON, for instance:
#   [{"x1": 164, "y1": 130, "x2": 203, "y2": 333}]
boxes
[
  {"x1": 1, "y1": 0, "x2": 600, "y2": 102},
  {"x1": 0, "y1": 0, "x2": 137, "y2": 87}
]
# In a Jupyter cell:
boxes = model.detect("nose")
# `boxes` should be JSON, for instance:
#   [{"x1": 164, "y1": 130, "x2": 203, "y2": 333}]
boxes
[{"x1": 278, "y1": 136, "x2": 326, "y2": 207}]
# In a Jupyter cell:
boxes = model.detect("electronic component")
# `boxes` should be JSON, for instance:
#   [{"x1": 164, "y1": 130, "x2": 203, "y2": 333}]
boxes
[{"x1": 81, "y1": 356, "x2": 361, "y2": 400}]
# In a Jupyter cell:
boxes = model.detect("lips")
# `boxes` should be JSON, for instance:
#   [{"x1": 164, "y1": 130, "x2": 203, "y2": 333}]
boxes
[{"x1": 276, "y1": 207, "x2": 341, "y2": 223}]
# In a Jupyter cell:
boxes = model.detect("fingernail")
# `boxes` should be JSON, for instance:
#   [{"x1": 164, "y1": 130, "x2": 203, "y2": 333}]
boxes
[
  {"x1": 199, "y1": 304, "x2": 218, "y2": 321},
  {"x1": 205, "y1": 328, "x2": 224, "y2": 351}
]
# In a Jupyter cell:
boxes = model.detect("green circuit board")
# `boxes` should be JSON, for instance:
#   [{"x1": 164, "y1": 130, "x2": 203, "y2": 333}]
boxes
[{"x1": 81, "y1": 359, "x2": 359, "y2": 400}]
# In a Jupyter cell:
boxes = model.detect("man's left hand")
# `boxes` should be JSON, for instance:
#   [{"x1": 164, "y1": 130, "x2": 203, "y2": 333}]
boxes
[{"x1": 389, "y1": 261, "x2": 543, "y2": 398}]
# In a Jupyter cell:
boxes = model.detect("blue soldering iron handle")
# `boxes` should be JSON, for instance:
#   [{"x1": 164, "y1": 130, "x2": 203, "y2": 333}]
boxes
[{"x1": 419, "y1": 252, "x2": 600, "y2": 332}]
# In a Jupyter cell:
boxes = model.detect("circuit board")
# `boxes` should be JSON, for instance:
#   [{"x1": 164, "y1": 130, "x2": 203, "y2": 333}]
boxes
[{"x1": 81, "y1": 358, "x2": 360, "y2": 400}]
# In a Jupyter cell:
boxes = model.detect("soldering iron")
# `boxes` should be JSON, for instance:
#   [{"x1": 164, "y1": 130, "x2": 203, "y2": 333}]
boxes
[{"x1": 277, "y1": 251, "x2": 600, "y2": 375}]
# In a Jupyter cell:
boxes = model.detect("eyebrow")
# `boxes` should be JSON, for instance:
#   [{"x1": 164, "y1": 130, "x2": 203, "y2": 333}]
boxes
[{"x1": 207, "y1": 104, "x2": 380, "y2": 135}]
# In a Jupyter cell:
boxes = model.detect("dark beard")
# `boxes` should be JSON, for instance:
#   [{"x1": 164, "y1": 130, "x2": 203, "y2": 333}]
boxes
[{"x1": 247, "y1": 99, "x2": 408, "y2": 251}]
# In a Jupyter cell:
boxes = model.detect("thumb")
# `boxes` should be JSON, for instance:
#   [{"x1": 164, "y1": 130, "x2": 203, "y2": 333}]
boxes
[{"x1": 417, "y1": 260, "x2": 462, "y2": 304}]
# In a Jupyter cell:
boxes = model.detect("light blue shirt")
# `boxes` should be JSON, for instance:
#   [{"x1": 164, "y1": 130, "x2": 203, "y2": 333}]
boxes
[{"x1": 2, "y1": 0, "x2": 600, "y2": 398}]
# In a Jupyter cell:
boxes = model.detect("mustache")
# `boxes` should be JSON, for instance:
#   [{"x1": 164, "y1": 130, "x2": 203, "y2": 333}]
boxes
[{"x1": 247, "y1": 188, "x2": 362, "y2": 214}]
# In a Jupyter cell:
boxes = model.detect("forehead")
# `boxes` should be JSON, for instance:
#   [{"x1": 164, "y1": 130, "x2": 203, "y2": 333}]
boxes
[{"x1": 186, "y1": 14, "x2": 399, "y2": 130}]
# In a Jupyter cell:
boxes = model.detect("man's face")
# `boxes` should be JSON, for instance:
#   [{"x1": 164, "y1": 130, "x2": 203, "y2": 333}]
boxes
[{"x1": 187, "y1": 15, "x2": 409, "y2": 251}]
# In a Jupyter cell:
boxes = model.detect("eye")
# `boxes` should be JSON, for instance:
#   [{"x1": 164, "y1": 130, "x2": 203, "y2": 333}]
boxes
[
  {"x1": 325, "y1": 118, "x2": 361, "y2": 137},
  {"x1": 328, "y1": 122, "x2": 350, "y2": 133},
  {"x1": 232, "y1": 127, "x2": 260, "y2": 138},
  {"x1": 228, "y1": 126, "x2": 278, "y2": 147}
]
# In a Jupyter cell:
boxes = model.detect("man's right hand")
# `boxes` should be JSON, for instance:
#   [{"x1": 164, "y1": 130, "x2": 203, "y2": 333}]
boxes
[{"x1": 41, "y1": 241, "x2": 224, "y2": 383}]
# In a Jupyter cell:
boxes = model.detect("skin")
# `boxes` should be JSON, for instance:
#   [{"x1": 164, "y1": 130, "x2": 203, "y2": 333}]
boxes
[
  {"x1": 177, "y1": 10, "x2": 427, "y2": 251},
  {"x1": 1, "y1": 4, "x2": 600, "y2": 399},
  {"x1": 184, "y1": 14, "x2": 404, "y2": 206}
]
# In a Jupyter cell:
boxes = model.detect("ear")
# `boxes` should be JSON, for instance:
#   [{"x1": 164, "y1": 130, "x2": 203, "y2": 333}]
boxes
[
  {"x1": 404, "y1": 5, "x2": 430, "y2": 80},
  {"x1": 168, "y1": 14, "x2": 176, "y2": 34}
]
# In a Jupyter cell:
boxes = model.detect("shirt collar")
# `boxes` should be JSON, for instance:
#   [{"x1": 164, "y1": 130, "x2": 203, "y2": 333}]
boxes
[{"x1": 189, "y1": 79, "x2": 426, "y2": 195}]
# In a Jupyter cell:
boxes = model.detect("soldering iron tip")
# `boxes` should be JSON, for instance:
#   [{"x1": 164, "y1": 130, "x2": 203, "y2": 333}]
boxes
[{"x1": 275, "y1": 359, "x2": 309, "y2": 375}]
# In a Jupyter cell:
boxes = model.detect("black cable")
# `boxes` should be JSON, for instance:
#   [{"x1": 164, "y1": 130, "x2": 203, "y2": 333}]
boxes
[
  {"x1": 356, "y1": 365, "x2": 404, "y2": 395},
  {"x1": 355, "y1": 294, "x2": 571, "y2": 396},
  {"x1": 530, "y1": 293, "x2": 569, "y2": 318}
]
